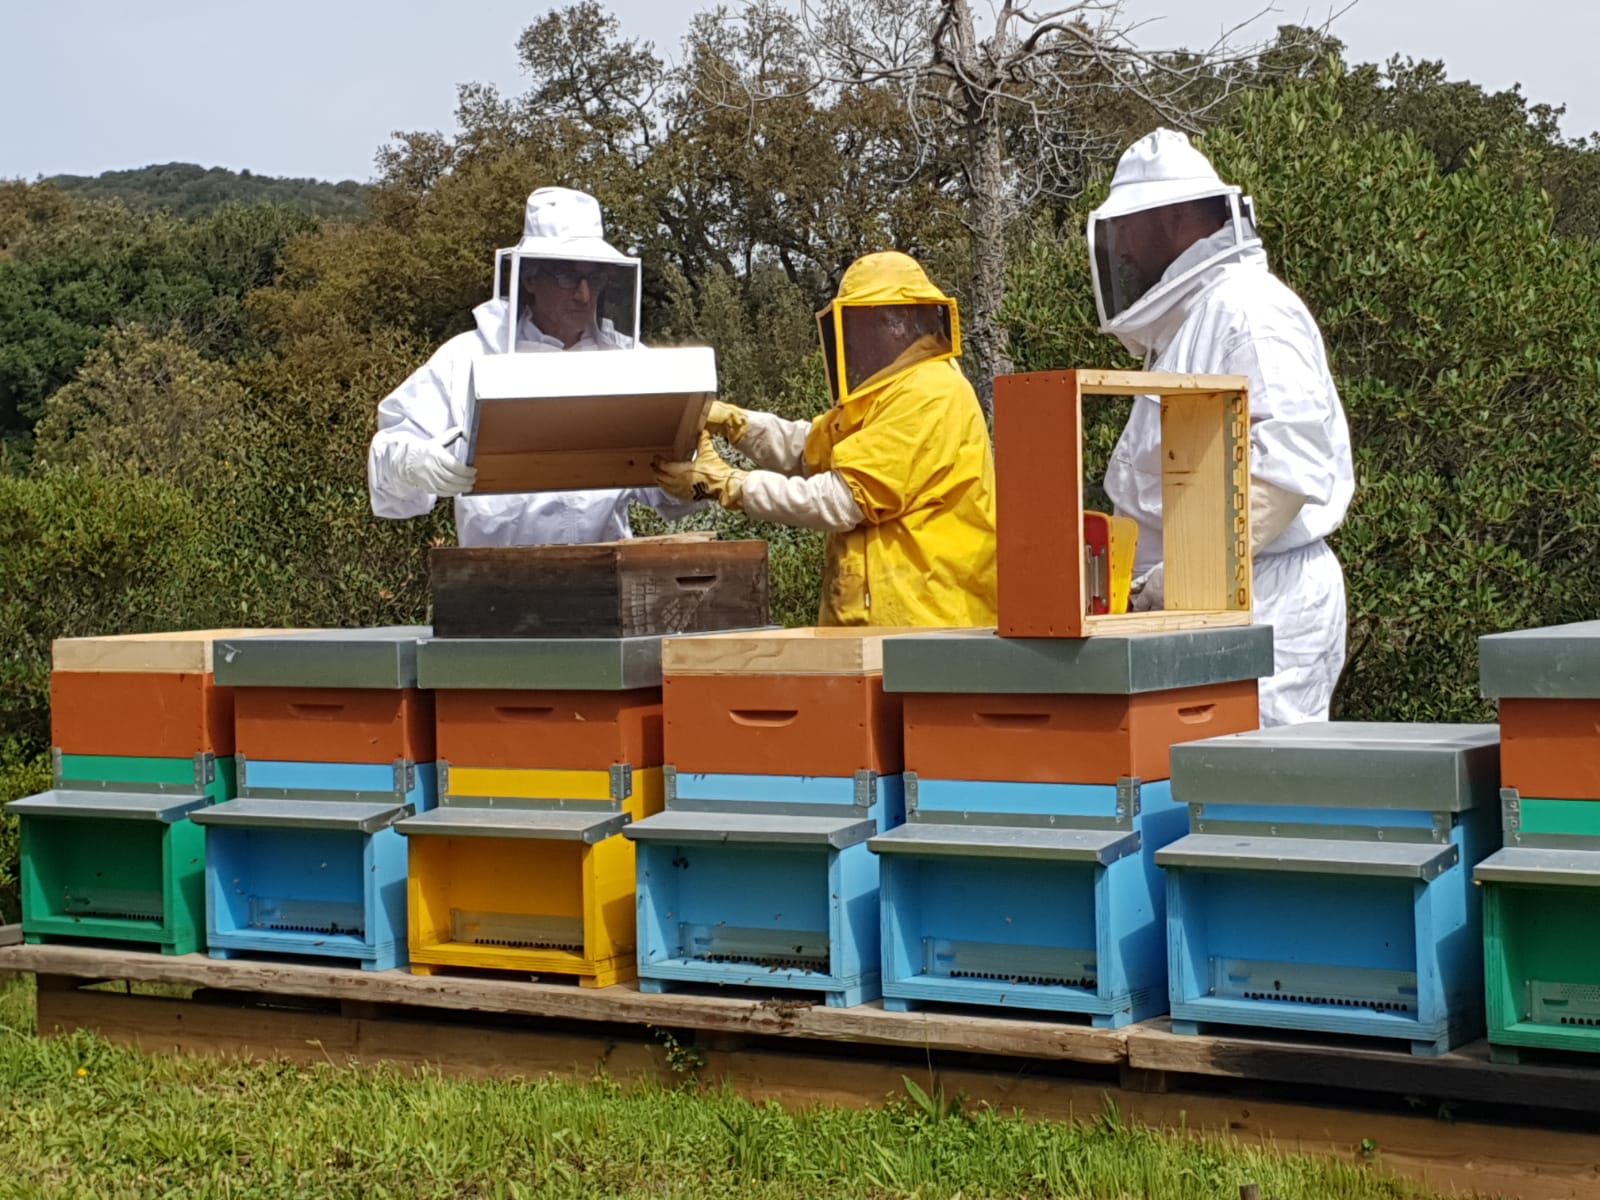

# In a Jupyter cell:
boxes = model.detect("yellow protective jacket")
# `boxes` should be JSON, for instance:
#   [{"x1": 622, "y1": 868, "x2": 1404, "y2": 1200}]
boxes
[{"x1": 803, "y1": 345, "x2": 999, "y2": 628}]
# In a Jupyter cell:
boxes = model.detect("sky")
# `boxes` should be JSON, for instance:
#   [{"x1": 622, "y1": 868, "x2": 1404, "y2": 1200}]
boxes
[{"x1": 0, "y1": 0, "x2": 1594, "y2": 184}]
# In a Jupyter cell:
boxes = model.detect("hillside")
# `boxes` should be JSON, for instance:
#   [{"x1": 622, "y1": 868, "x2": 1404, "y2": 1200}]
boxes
[{"x1": 46, "y1": 162, "x2": 367, "y2": 220}]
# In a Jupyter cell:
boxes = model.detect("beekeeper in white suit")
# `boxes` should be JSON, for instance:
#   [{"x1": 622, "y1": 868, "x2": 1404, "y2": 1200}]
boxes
[
  {"x1": 367, "y1": 186, "x2": 700, "y2": 545},
  {"x1": 1090, "y1": 129, "x2": 1355, "y2": 726}
]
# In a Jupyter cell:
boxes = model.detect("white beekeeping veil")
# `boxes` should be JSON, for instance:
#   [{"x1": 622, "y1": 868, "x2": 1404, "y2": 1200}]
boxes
[
  {"x1": 495, "y1": 187, "x2": 642, "y2": 352},
  {"x1": 1088, "y1": 129, "x2": 1260, "y2": 343}
]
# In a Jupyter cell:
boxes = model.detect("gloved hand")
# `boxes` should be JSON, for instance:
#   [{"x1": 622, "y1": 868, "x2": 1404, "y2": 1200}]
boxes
[
  {"x1": 704, "y1": 400, "x2": 750, "y2": 444},
  {"x1": 1130, "y1": 563, "x2": 1164, "y2": 612},
  {"x1": 653, "y1": 431, "x2": 748, "y2": 511},
  {"x1": 392, "y1": 428, "x2": 477, "y2": 498}
]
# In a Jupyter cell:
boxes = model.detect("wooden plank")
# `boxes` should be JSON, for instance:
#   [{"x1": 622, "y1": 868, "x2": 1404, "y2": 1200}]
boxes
[
  {"x1": 1128, "y1": 1018, "x2": 1600, "y2": 1117},
  {"x1": 38, "y1": 986, "x2": 1599, "y2": 1200},
  {"x1": 1075, "y1": 370, "x2": 1250, "y2": 397},
  {"x1": 0, "y1": 943, "x2": 1124, "y2": 1065},
  {"x1": 429, "y1": 540, "x2": 768, "y2": 640},
  {"x1": 661, "y1": 626, "x2": 943, "y2": 676},
  {"x1": 40, "y1": 989, "x2": 664, "y2": 1080},
  {"x1": 1161, "y1": 392, "x2": 1231, "y2": 611},
  {"x1": 1078, "y1": 610, "x2": 1254, "y2": 636},
  {"x1": 995, "y1": 370, "x2": 1088, "y2": 637},
  {"x1": 0, "y1": 925, "x2": 21, "y2": 948},
  {"x1": 37, "y1": 988, "x2": 361, "y2": 1058},
  {"x1": 51, "y1": 629, "x2": 303, "y2": 674}
]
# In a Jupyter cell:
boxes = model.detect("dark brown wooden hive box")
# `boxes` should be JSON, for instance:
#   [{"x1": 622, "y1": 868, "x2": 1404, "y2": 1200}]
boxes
[{"x1": 429, "y1": 535, "x2": 769, "y2": 639}]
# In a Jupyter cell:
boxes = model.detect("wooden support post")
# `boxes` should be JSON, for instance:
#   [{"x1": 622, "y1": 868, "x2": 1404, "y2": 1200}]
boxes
[
  {"x1": 1118, "y1": 1065, "x2": 1171, "y2": 1093},
  {"x1": 35, "y1": 973, "x2": 88, "y2": 993}
]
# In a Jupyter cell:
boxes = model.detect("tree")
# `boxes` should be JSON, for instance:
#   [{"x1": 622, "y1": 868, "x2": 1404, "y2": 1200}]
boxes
[
  {"x1": 1328, "y1": 52, "x2": 1600, "y2": 240},
  {"x1": 0, "y1": 192, "x2": 314, "y2": 437},
  {"x1": 31, "y1": 324, "x2": 261, "y2": 500},
  {"x1": 757, "y1": 0, "x2": 1299, "y2": 409},
  {"x1": 47, "y1": 163, "x2": 368, "y2": 221}
]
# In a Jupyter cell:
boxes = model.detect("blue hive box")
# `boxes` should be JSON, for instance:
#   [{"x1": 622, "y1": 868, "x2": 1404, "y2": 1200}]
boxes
[
  {"x1": 1158, "y1": 722, "x2": 1501, "y2": 1055},
  {"x1": 871, "y1": 625, "x2": 1274, "y2": 1027},
  {"x1": 626, "y1": 768, "x2": 903, "y2": 1007},
  {"x1": 193, "y1": 627, "x2": 435, "y2": 970}
]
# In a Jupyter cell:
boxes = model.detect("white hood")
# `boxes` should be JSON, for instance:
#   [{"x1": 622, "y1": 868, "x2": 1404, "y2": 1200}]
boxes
[{"x1": 1109, "y1": 227, "x2": 1269, "y2": 360}]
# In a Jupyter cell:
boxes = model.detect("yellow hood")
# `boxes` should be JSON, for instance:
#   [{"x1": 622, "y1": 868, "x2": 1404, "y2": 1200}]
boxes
[{"x1": 818, "y1": 251, "x2": 963, "y2": 406}]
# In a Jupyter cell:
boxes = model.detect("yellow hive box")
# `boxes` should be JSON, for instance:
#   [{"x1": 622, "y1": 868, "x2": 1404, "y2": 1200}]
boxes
[{"x1": 401, "y1": 765, "x2": 663, "y2": 986}]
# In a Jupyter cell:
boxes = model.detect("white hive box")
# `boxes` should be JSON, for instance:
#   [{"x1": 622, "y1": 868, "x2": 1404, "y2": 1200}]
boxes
[{"x1": 465, "y1": 345, "x2": 717, "y2": 493}]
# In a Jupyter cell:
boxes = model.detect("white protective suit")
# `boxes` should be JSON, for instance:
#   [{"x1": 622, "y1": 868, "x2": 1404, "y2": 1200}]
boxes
[
  {"x1": 367, "y1": 187, "x2": 699, "y2": 547},
  {"x1": 1093, "y1": 131, "x2": 1355, "y2": 726}
]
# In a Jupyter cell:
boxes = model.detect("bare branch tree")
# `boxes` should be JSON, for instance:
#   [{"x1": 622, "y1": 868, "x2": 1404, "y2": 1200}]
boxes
[{"x1": 691, "y1": 0, "x2": 1340, "y2": 411}]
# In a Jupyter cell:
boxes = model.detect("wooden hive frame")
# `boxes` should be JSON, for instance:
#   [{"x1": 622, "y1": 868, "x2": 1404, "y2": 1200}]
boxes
[{"x1": 996, "y1": 369, "x2": 1252, "y2": 639}]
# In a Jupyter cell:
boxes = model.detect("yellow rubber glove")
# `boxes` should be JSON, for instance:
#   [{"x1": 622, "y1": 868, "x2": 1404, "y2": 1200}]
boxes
[
  {"x1": 653, "y1": 431, "x2": 748, "y2": 511},
  {"x1": 704, "y1": 400, "x2": 750, "y2": 443}
]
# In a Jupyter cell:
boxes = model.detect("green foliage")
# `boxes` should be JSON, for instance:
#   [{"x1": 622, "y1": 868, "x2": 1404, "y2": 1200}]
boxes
[
  {"x1": 0, "y1": 472, "x2": 218, "y2": 761},
  {"x1": 1330, "y1": 55, "x2": 1600, "y2": 239},
  {"x1": 0, "y1": 977, "x2": 1461, "y2": 1199},
  {"x1": 47, "y1": 162, "x2": 368, "y2": 221},
  {"x1": 0, "y1": 754, "x2": 48, "y2": 922},
  {"x1": 1202, "y1": 78, "x2": 1600, "y2": 720},
  {"x1": 32, "y1": 324, "x2": 263, "y2": 499},
  {"x1": 0, "y1": 188, "x2": 315, "y2": 434}
]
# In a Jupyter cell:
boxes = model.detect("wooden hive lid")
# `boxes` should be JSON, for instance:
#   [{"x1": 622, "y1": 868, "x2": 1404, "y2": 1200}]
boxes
[
  {"x1": 661, "y1": 626, "x2": 956, "y2": 677},
  {"x1": 51, "y1": 629, "x2": 310, "y2": 675}
]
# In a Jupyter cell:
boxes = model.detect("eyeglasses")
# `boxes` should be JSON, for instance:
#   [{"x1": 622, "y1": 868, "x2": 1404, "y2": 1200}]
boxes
[{"x1": 541, "y1": 265, "x2": 612, "y2": 291}]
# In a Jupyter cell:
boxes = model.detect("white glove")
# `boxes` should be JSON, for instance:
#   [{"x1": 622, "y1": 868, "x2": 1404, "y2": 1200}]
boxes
[
  {"x1": 1130, "y1": 563, "x2": 1164, "y2": 612},
  {"x1": 392, "y1": 428, "x2": 477, "y2": 498}
]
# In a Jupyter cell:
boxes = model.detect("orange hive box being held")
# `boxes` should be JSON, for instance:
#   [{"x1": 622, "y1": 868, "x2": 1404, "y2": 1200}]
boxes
[{"x1": 995, "y1": 369, "x2": 1252, "y2": 638}]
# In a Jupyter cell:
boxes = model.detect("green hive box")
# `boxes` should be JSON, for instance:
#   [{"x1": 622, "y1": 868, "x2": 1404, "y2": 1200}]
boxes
[
  {"x1": 1476, "y1": 620, "x2": 1600, "y2": 1061},
  {"x1": 1476, "y1": 792, "x2": 1600, "y2": 1062},
  {"x1": 10, "y1": 752, "x2": 236, "y2": 955}
]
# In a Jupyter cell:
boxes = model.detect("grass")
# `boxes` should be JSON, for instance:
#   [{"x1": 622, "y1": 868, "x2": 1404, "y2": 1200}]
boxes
[{"x1": 0, "y1": 977, "x2": 1470, "y2": 1200}]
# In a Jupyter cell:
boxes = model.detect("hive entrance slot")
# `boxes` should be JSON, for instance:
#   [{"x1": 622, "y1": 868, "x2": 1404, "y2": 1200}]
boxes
[
  {"x1": 451, "y1": 910, "x2": 584, "y2": 953},
  {"x1": 247, "y1": 897, "x2": 365, "y2": 937},
  {"x1": 680, "y1": 923, "x2": 829, "y2": 973},
  {"x1": 923, "y1": 939, "x2": 1098, "y2": 989},
  {"x1": 64, "y1": 889, "x2": 163, "y2": 922},
  {"x1": 1527, "y1": 980, "x2": 1600, "y2": 1026},
  {"x1": 1209, "y1": 957, "x2": 1419, "y2": 1015}
]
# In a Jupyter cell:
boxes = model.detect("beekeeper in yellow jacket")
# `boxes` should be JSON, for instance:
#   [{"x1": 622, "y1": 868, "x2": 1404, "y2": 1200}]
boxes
[{"x1": 652, "y1": 251, "x2": 997, "y2": 627}]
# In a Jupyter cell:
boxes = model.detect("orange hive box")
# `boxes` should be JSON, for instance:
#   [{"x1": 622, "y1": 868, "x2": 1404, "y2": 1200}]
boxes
[
  {"x1": 49, "y1": 628, "x2": 304, "y2": 759},
  {"x1": 232, "y1": 687, "x2": 436, "y2": 766},
  {"x1": 901, "y1": 681, "x2": 1261, "y2": 786},
  {"x1": 51, "y1": 671, "x2": 236, "y2": 759},
  {"x1": 433, "y1": 688, "x2": 664, "y2": 770},
  {"x1": 995, "y1": 369, "x2": 1252, "y2": 638},
  {"x1": 661, "y1": 627, "x2": 940, "y2": 778}
]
